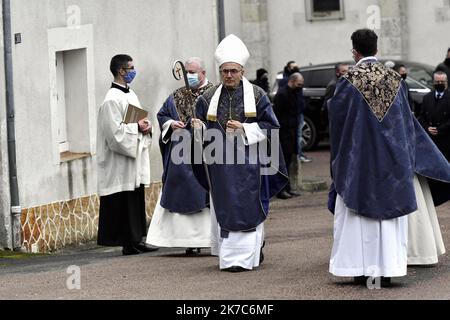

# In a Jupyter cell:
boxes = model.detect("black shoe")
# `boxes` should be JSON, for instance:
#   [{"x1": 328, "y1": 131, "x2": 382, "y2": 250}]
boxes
[
  {"x1": 381, "y1": 277, "x2": 392, "y2": 287},
  {"x1": 277, "y1": 191, "x2": 292, "y2": 200},
  {"x1": 134, "y1": 242, "x2": 159, "y2": 253},
  {"x1": 259, "y1": 241, "x2": 266, "y2": 264},
  {"x1": 354, "y1": 276, "x2": 392, "y2": 287},
  {"x1": 287, "y1": 191, "x2": 301, "y2": 197},
  {"x1": 222, "y1": 266, "x2": 249, "y2": 273},
  {"x1": 186, "y1": 248, "x2": 201, "y2": 255},
  {"x1": 122, "y1": 245, "x2": 142, "y2": 256},
  {"x1": 354, "y1": 276, "x2": 369, "y2": 285}
]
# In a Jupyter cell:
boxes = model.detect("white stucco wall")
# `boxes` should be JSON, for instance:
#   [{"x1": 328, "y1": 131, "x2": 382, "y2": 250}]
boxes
[
  {"x1": 224, "y1": 0, "x2": 243, "y2": 36},
  {"x1": 407, "y1": 0, "x2": 450, "y2": 67},
  {"x1": 8, "y1": 0, "x2": 220, "y2": 208},
  {"x1": 223, "y1": 0, "x2": 449, "y2": 85},
  {"x1": 223, "y1": 0, "x2": 384, "y2": 85},
  {"x1": 266, "y1": 0, "x2": 382, "y2": 78}
]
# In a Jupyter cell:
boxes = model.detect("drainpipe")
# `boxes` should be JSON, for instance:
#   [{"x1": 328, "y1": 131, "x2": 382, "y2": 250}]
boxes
[
  {"x1": 2, "y1": 0, "x2": 22, "y2": 250},
  {"x1": 217, "y1": 0, "x2": 226, "y2": 42}
]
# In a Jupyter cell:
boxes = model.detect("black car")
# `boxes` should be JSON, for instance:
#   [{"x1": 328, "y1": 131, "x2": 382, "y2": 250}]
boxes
[{"x1": 270, "y1": 60, "x2": 434, "y2": 150}]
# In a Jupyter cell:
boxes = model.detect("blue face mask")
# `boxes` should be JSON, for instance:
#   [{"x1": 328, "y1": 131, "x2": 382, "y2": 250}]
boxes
[
  {"x1": 124, "y1": 70, "x2": 137, "y2": 84},
  {"x1": 187, "y1": 73, "x2": 201, "y2": 89}
]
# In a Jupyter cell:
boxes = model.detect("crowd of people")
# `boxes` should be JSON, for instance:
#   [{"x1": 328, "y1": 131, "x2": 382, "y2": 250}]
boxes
[{"x1": 95, "y1": 29, "x2": 450, "y2": 286}]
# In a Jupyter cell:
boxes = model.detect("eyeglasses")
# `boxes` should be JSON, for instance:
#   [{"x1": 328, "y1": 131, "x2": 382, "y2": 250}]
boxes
[{"x1": 220, "y1": 68, "x2": 243, "y2": 75}]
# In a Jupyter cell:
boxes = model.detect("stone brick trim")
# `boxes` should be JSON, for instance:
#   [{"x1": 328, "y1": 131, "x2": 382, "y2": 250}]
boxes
[{"x1": 20, "y1": 183, "x2": 162, "y2": 253}]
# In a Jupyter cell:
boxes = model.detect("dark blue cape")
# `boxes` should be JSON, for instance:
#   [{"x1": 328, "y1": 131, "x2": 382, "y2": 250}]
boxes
[
  {"x1": 158, "y1": 94, "x2": 209, "y2": 214},
  {"x1": 193, "y1": 83, "x2": 288, "y2": 232},
  {"x1": 328, "y1": 60, "x2": 450, "y2": 220}
]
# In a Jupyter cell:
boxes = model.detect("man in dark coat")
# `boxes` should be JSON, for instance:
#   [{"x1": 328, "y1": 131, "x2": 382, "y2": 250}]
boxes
[
  {"x1": 323, "y1": 63, "x2": 350, "y2": 107},
  {"x1": 279, "y1": 61, "x2": 300, "y2": 88},
  {"x1": 322, "y1": 63, "x2": 350, "y2": 136},
  {"x1": 435, "y1": 48, "x2": 450, "y2": 81},
  {"x1": 394, "y1": 64, "x2": 415, "y2": 112},
  {"x1": 417, "y1": 71, "x2": 450, "y2": 205},
  {"x1": 273, "y1": 73, "x2": 304, "y2": 199},
  {"x1": 418, "y1": 71, "x2": 450, "y2": 161},
  {"x1": 251, "y1": 68, "x2": 270, "y2": 93}
]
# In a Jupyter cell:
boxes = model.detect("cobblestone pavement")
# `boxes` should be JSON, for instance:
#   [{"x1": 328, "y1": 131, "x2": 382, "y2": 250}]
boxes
[{"x1": 1, "y1": 147, "x2": 449, "y2": 300}]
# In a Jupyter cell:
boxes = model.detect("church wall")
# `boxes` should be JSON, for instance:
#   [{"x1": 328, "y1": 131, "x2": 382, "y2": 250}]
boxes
[
  {"x1": 224, "y1": 0, "x2": 448, "y2": 87},
  {"x1": 224, "y1": 0, "x2": 382, "y2": 85},
  {"x1": 266, "y1": 0, "x2": 406, "y2": 82},
  {"x1": 406, "y1": 0, "x2": 450, "y2": 67}
]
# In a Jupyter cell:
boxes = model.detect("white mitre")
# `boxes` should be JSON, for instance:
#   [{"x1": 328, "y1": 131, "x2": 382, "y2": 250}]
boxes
[
  {"x1": 215, "y1": 34, "x2": 250, "y2": 67},
  {"x1": 208, "y1": 35, "x2": 256, "y2": 121}
]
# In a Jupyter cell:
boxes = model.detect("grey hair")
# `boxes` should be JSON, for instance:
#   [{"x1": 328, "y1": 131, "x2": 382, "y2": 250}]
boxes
[
  {"x1": 434, "y1": 71, "x2": 448, "y2": 80},
  {"x1": 384, "y1": 60, "x2": 395, "y2": 69},
  {"x1": 185, "y1": 57, "x2": 205, "y2": 70},
  {"x1": 289, "y1": 72, "x2": 304, "y2": 82},
  {"x1": 335, "y1": 62, "x2": 348, "y2": 71}
]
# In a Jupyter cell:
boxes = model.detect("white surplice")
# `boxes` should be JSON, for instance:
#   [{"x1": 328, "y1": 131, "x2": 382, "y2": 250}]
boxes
[
  {"x1": 329, "y1": 198, "x2": 408, "y2": 278},
  {"x1": 146, "y1": 193, "x2": 211, "y2": 248},
  {"x1": 330, "y1": 173, "x2": 447, "y2": 277},
  {"x1": 407, "y1": 175, "x2": 445, "y2": 265},
  {"x1": 97, "y1": 85, "x2": 151, "y2": 197}
]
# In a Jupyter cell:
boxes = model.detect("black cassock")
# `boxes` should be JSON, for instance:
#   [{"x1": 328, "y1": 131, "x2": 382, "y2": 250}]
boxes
[{"x1": 97, "y1": 185, "x2": 147, "y2": 246}]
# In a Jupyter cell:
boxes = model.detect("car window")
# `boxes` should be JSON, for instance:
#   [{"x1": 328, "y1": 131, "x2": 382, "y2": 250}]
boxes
[
  {"x1": 406, "y1": 77, "x2": 427, "y2": 90},
  {"x1": 301, "y1": 71, "x2": 313, "y2": 85},
  {"x1": 408, "y1": 67, "x2": 433, "y2": 88},
  {"x1": 302, "y1": 68, "x2": 336, "y2": 88}
]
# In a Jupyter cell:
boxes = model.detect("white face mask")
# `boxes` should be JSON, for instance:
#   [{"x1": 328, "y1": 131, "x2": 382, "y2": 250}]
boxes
[{"x1": 187, "y1": 73, "x2": 201, "y2": 89}]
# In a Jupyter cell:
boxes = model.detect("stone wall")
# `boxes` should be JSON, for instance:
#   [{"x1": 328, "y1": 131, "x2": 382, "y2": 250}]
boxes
[{"x1": 20, "y1": 182, "x2": 162, "y2": 253}]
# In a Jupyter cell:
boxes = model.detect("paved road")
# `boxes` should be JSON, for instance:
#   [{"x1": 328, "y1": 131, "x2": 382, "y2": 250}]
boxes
[{"x1": 1, "y1": 148, "x2": 450, "y2": 301}]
